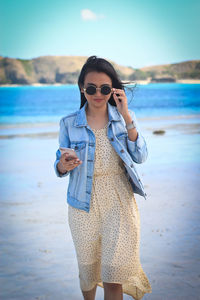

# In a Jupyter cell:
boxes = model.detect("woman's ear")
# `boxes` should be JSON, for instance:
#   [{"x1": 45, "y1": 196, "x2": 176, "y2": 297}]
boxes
[{"x1": 80, "y1": 87, "x2": 84, "y2": 93}]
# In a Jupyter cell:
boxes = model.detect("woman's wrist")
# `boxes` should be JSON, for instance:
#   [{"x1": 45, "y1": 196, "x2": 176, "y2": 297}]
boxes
[
  {"x1": 57, "y1": 161, "x2": 68, "y2": 174},
  {"x1": 122, "y1": 112, "x2": 132, "y2": 124}
]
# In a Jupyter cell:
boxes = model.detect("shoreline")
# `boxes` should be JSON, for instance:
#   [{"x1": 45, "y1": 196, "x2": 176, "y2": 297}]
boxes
[
  {"x1": 0, "y1": 113, "x2": 199, "y2": 125},
  {"x1": 0, "y1": 115, "x2": 199, "y2": 139},
  {"x1": 1, "y1": 79, "x2": 200, "y2": 87},
  {"x1": 0, "y1": 113, "x2": 199, "y2": 130},
  {"x1": 136, "y1": 79, "x2": 200, "y2": 85}
]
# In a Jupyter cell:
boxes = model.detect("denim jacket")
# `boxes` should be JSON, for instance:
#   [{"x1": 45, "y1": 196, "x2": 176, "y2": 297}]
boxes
[{"x1": 54, "y1": 101, "x2": 148, "y2": 213}]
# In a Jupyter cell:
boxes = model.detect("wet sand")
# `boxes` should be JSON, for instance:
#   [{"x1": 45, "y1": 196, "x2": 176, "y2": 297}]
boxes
[{"x1": 0, "y1": 115, "x2": 200, "y2": 299}]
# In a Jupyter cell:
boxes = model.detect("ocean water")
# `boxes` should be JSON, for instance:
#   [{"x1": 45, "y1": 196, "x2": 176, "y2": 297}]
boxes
[{"x1": 0, "y1": 83, "x2": 200, "y2": 124}]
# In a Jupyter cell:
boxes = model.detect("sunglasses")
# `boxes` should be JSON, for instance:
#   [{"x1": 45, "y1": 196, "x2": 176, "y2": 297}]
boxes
[{"x1": 83, "y1": 85, "x2": 113, "y2": 95}]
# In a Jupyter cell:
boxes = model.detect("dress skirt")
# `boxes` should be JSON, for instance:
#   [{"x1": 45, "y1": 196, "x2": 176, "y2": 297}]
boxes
[{"x1": 68, "y1": 123, "x2": 152, "y2": 299}]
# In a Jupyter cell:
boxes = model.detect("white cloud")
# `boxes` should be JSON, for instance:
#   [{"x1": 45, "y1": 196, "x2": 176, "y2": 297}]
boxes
[{"x1": 81, "y1": 9, "x2": 105, "y2": 21}]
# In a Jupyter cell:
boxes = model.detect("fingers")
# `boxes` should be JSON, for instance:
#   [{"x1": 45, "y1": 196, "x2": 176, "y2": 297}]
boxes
[
  {"x1": 64, "y1": 157, "x2": 82, "y2": 169},
  {"x1": 113, "y1": 93, "x2": 120, "y2": 103},
  {"x1": 67, "y1": 162, "x2": 82, "y2": 171},
  {"x1": 69, "y1": 160, "x2": 82, "y2": 170},
  {"x1": 60, "y1": 153, "x2": 82, "y2": 170},
  {"x1": 68, "y1": 159, "x2": 82, "y2": 165},
  {"x1": 62, "y1": 153, "x2": 79, "y2": 164},
  {"x1": 113, "y1": 88, "x2": 125, "y2": 102},
  {"x1": 113, "y1": 92, "x2": 122, "y2": 104},
  {"x1": 112, "y1": 88, "x2": 124, "y2": 95}
]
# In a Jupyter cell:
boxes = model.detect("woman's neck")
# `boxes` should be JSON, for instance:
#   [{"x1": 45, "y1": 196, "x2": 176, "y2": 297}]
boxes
[
  {"x1": 86, "y1": 103, "x2": 108, "y2": 120},
  {"x1": 85, "y1": 102, "x2": 109, "y2": 129}
]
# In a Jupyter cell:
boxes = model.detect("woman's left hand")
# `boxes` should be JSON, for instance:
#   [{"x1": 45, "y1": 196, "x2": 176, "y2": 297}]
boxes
[{"x1": 112, "y1": 88, "x2": 129, "y2": 118}]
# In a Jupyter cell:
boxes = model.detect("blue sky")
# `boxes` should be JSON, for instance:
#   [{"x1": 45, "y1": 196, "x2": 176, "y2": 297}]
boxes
[{"x1": 0, "y1": 0, "x2": 199, "y2": 68}]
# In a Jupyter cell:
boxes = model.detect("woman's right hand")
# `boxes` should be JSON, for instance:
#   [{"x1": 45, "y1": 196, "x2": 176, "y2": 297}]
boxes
[{"x1": 57, "y1": 153, "x2": 82, "y2": 173}]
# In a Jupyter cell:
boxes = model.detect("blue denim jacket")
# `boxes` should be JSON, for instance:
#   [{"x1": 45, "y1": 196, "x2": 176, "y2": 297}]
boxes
[{"x1": 54, "y1": 101, "x2": 148, "y2": 213}]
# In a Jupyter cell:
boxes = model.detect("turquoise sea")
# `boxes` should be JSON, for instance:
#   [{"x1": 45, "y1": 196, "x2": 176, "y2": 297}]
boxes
[{"x1": 0, "y1": 83, "x2": 200, "y2": 124}]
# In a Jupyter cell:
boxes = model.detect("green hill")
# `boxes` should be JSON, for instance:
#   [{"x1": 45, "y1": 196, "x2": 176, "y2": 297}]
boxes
[
  {"x1": 0, "y1": 55, "x2": 199, "y2": 85},
  {"x1": 140, "y1": 60, "x2": 200, "y2": 82}
]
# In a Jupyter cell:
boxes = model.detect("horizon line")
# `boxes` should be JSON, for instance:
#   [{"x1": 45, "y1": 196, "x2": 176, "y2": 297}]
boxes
[{"x1": 0, "y1": 54, "x2": 199, "y2": 70}]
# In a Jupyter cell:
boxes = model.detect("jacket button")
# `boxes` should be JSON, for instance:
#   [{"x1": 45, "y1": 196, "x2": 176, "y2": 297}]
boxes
[
  {"x1": 130, "y1": 164, "x2": 134, "y2": 168},
  {"x1": 110, "y1": 138, "x2": 114, "y2": 141},
  {"x1": 120, "y1": 149, "x2": 124, "y2": 153},
  {"x1": 138, "y1": 178, "x2": 141, "y2": 182}
]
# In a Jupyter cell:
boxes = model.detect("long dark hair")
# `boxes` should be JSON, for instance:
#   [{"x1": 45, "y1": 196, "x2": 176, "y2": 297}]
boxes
[{"x1": 78, "y1": 55, "x2": 136, "y2": 109}]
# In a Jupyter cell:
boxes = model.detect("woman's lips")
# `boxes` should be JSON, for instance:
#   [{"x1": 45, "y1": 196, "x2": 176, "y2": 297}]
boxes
[{"x1": 94, "y1": 98, "x2": 103, "y2": 102}]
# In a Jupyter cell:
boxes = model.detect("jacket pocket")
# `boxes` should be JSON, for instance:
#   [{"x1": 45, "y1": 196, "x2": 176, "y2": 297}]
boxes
[
  {"x1": 116, "y1": 132, "x2": 128, "y2": 149},
  {"x1": 69, "y1": 141, "x2": 86, "y2": 159},
  {"x1": 70, "y1": 141, "x2": 86, "y2": 151}
]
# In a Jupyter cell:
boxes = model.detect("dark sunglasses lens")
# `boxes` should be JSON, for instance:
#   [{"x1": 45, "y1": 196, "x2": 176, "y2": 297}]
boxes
[
  {"x1": 101, "y1": 86, "x2": 111, "y2": 95},
  {"x1": 86, "y1": 86, "x2": 96, "y2": 95}
]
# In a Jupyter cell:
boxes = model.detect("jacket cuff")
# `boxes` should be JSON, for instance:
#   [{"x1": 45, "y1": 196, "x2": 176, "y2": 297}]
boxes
[
  {"x1": 54, "y1": 160, "x2": 69, "y2": 177},
  {"x1": 127, "y1": 131, "x2": 146, "y2": 152}
]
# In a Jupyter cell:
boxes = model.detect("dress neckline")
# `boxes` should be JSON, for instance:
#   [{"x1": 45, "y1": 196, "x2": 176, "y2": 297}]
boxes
[{"x1": 91, "y1": 122, "x2": 108, "y2": 131}]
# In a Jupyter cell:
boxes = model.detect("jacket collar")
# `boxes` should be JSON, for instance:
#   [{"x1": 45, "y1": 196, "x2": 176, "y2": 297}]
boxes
[{"x1": 74, "y1": 101, "x2": 121, "y2": 127}]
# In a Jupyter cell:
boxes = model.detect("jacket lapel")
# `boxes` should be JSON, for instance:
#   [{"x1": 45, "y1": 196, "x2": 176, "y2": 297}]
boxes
[{"x1": 74, "y1": 101, "x2": 121, "y2": 127}]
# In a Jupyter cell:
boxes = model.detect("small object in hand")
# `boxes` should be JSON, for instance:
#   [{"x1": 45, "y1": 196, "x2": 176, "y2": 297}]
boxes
[
  {"x1": 59, "y1": 147, "x2": 78, "y2": 160},
  {"x1": 66, "y1": 155, "x2": 77, "y2": 161}
]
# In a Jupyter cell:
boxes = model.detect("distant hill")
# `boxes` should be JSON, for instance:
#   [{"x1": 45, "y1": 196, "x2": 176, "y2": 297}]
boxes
[
  {"x1": 0, "y1": 55, "x2": 199, "y2": 85},
  {"x1": 140, "y1": 60, "x2": 200, "y2": 82}
]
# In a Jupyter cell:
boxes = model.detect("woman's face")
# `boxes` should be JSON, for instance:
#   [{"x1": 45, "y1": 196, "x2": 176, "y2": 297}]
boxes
[{"x1": 81, "y1": 71, "x2": 113, "y2": 110}]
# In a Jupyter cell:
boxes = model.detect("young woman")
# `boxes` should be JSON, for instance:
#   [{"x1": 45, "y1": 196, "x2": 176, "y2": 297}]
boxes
[{"x1": 54, "y1": 56, "x2": 152, "y2": 300}]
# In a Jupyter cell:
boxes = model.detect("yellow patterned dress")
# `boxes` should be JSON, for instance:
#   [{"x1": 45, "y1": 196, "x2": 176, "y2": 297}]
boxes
[{"x1": 68, "y1": 123, "x2": 152, "y2": 299}]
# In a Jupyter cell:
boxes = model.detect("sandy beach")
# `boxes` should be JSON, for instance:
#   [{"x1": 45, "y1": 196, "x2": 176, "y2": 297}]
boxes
[{"x1": 0, "y1": 115, "x2": 200, "y2": 299}]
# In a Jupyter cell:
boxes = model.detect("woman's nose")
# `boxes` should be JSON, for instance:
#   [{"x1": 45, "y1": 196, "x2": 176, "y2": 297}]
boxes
[{"x1": 95, "y1": 88, "x2": 102, "y2": 96}]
